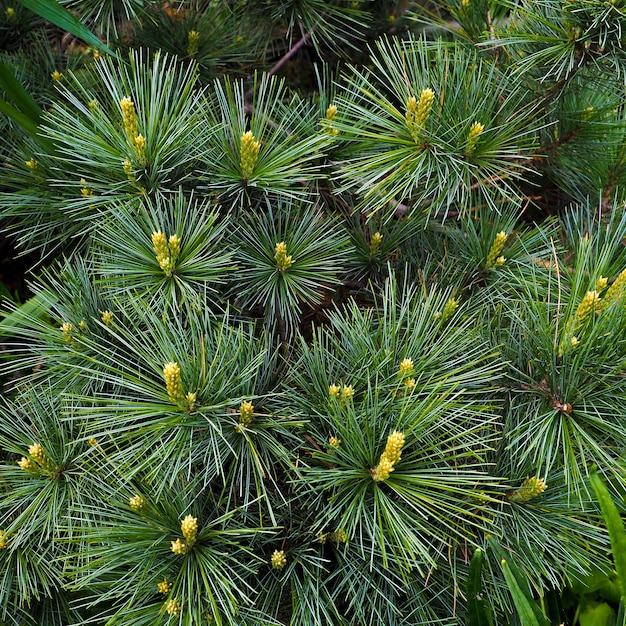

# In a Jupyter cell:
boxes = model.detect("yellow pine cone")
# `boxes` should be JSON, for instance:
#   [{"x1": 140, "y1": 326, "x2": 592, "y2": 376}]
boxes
[
  {"x1": 101, "y1": 310, "x2": 114, "y2": 326},
  {"x1": 168, "y1": 234, "x2": 181, "y2": 259},
  {"x1": 187, "y1": 29, "x2": 199, "y2": 55},
  {"x1": 436, "y1": 295, "x2": 460, "y2": 324},
  {"x1": 465, "y1": 121, "x2": 484, "y2": 156},
  {"x1": 595, "y1": 276, "x2": 608, "y2": 292},
  {"x1": 165, "y1": 597, "x2": 182, "y2": 616},
  {"x1": 171, "y1": 538, "x2": 188, "y2": 555},
  {"x1": 18, "y1": 456, "x2": 38, "y2": 472},
  {"x1": 120, "y1": 97, "x2": 138, "y2": 141},
  {"x1": 240, "y1": 131, "x2": 261, "y2": 179},
  {"x1": 274, "y1": 241, "x2": 293, "y2": 271},
  {"x1": 383, "y1": 431, "x2": 405, "y2": 465},
  {"x1": 509, "y1": 476, "x2": 547, "y2": 502},
  {"x1": 373, "y1": 431, "x2": 405, "y2": 481},
  {"x1": 133, "y1": 134, "x2": 147, "y2": 159},
  {"x1": 602, "y1": 268, "x2": 626, "y2": 309},
  {"x1": 152, "y1": 231, "x2": 168, "y2": 259},
  {"x1": 486, "y1": 231, "x2": 508, "y2": 267},
  {"x1": 406, "y1": 88, "x2": 435, "y2": 142},
  {"x1": 324, "y1": 104, "x2": 339, "y2": 135},
  {"x1": 29, "y1": 443, "x2": 54, "y2": 472},
  {"x1": 181, "y1": 514, "x2": 198, "y2": 544},
  {"x1": 398, "y1": 358, "x2": 414, "y2": 377},
  {"x1": 372, "y1": 456, "x2": 394, "y2": 482},
  {"x1": 163, "y1": 361, "x2": 183, "y2": 403},
  {"x1": 0, "y1": 530, "x2": 6, "y2": 549},
  {"x1": 575, "y1": 290, "x2": 600, "y2": 324},
  {"x1": 271, "y1": 549, "x2": 287, "y2": 569},
  {"x1": 239, "y1": 401, "x2": 254, "y2": 427},
  {"x1": 370, "y1": 231, "x2": 383, "y2": 254},
  {"x1": 129, "y1": 495, "x2": 145, "y2": 510},
  {"x1": 341, "y1": 385, "x2": 355, "y2": 400},
  {"x1": 328, "y1": 436, "x2": 341, "y2": 448},
  {"x1": 60, "y1": 322, "x2": 73, "y2": 343},
  {"x1": 157, "y1": 579, "x2": 172, "y2": 594},
  {"x1": 329, "y1": 384, "x2": 340, "y2": 397}
]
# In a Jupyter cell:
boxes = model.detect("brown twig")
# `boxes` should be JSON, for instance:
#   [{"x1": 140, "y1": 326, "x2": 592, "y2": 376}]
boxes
[{"x1": 244, "y1": 31, "x2": 312, "y2": 113}]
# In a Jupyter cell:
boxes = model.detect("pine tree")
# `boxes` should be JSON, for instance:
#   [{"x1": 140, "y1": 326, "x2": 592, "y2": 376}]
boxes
[{"x1": 1, "y1": 0, "x2": 626, "y2": 624}]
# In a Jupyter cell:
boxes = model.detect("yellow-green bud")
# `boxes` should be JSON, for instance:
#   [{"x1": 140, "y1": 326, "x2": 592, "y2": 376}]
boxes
[
  {"x1": 436, "y1": 295, "x2": 460, "y2": 324},
  {"x1": 101, "y1": 310, "x2": 114, "y2": 326},
  {"x1": 163, "y1": 361, "x2": 183, "y2": 403},
  {"x1": 187, "y1": 30, "x2": 199, "y2": 55},
  {"x1": 486, "y1": 231, "x2": 508, "y2": 268},
  {"x1": 329, "y1": 384, "x2": 340, "y2": 397},
  {"x1": 157, "y1": 579, "x2": 172, "y2": 594},
  {"x1": 165, "y1": 598, "x2": 182, "y2": 616},
  {"x1": 274, "y1": 241, "x2": 293, "y2": 271},
  {"x1": 601, "y1": 268, "x2": 626, "y2": 310},
  {"x1": 185, "y1": 392, "x2": 196, "y2": 412},
  {"x1": 271, "y1": 549, "x2": 287, "y2": 569},
  {"x1": 383, "y1": 431, "x2": 405, "y2": 465},
  {"x1": 240, "y1": 131, "x2": 260, "y2": 179},
  {"x1": 373, "y1": 431, "x2": 405, "y2": 481},
  {"x1": 595, "y1": 276, "x2": 608, "y2": 292},
  {"x1": 133, "y1": 134, "x2": 146, "y2": 161},
  {"x1": 509, "y1": 476, "x2": 547, "y2": 502},
  {"x1": 341, "y1": 385, "x2": 355, "y2": 400},
  {"x1": 0, "y1": 530, "x2": 6, "y2": 549},
  {"x1": 18, "y1": 456, "x2": 38, "y2": 473},
  {"x1": 372, "y1": 456, "x2": 394, "y2": 482},
  {"x1": 331, "y1": 528, "x2": 347, "y2": 543},
  {"x1": 129, "y1": 495, "x2": 145, "y2": 510},
  {"x1": 324, "y1": 104, "x2": 339, "y2": 135},
  {"x1": 181, "y1": 514, "x2": 198, "y2": 544},
  {"x1": 152, "y1": 231, "x2": 179, "y2": 277},
  {"x1": 370, "y1": 231, "x2": 383, "y2": 255},
  {"x1": 398, "y1": 358, "x2": 414, "y2": 377},
  {"x1": 61, "y1": 322, "x2": 73, "y2": 343},
  {"x1": 80, "y1": 178, "x2": 92, "y2": 197},
  {"x1": 120, "y1": 97, "x2": 138, "y2": 142},
  {"x1": 26, "y1": 158, "x2": 37, "y2": 169},
  {"x1": 575, "y1": 290, "x2": 600, "y2": 324},
  {"x1": 52, "y1": 70, "x2": 63, "y2": 83},
  {"x1": 171, "y1": 538, "x2": 187, "y2": 555},
  {"x1": 465, "y1": 121, "x2": 484, "y2": 156},
  {"x1": 29, "y1": 443, "x2": 54, "y2": 471},
  {"x1": 406, "y1": 88, "x2": 435, "y2": 143},
  {"x1": 239, "y1": 401, "x2": 254, "y2": 427},
  {"x1": 328, "y1": 436, "x2": 341, "y2": 448}
]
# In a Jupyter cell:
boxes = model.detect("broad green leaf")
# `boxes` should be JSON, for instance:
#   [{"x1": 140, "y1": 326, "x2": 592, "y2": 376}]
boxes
[
  {"x1": 591, "y1": 472, "x2": 626, "y2": 603},
  {"x1": 0, "y1": 61, "x2": 42, "y2": 122},
  {"x1": 501, "y1": 559, "x2": 551, "y2": 626},
  {"x1": 579, "y1": 600, "x2": 615, "y2": 626},
  {"x1": 16, "y1": 0, "x2": 118, "y2": 57},
  {"x1": 0, "y1": 63, "x2": 55, "y2": 152},
  {"x1": 467, "y1": 548, "x2": 495, "y2": 626}
]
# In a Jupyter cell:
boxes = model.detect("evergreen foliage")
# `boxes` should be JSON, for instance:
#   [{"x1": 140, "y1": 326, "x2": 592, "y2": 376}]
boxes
[{"x1": 1, "y1": 0, "x2": 626, "y2": 624}]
